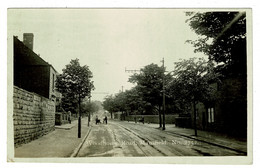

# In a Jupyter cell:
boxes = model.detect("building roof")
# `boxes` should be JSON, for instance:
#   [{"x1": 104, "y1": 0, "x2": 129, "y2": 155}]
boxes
[{"x1": 13, "y1": 36, "x2": 58, "y2": 73}]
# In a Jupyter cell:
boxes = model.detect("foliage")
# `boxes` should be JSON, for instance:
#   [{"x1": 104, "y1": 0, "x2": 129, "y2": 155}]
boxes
[
  {"x1": 59, "y1": 95, "x2": 78, "y2": 114},
  {"x1": 129, "y1": 63, "x2": 172, "y2": 112},
  {"x1": 103, "y1": 63, "x2": 174, "y2": 116},
  {"x1": 103, "y1": 86, "x2": 156, "y2": 116},
  {"x1": 102, "y1": 95, "x2": 117, "y2": 118},
  {"x1": 169, "y1": 57, "x2": 220, "y2": 135},
  {"x1": 169, "y1": 57, "x2": 220, "y2": 106},
  {"x1": 81, "y1": 101, "x2": 100, "y2": 115},
  {"x1": 56, "y1": 59, "x2": 94, "y2": 113},
  {"x1": 166, "y1": 79, "x2": 192, "y2": 114},
  {"x1": 186, "y1": 12, "x2": 246, "y2": 76},
  {"x1": 123, "y1": 88, "x2": 147, "y2": 115}
]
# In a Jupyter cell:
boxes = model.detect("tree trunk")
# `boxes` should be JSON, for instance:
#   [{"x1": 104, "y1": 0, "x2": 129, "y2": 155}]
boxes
[{"x1": 193, "y1": 100, "x2": 197, "y2": 136}]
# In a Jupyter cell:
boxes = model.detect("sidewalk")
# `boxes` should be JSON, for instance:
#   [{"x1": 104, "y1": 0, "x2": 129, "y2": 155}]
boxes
[
  {"x1": 15, "y1": 117, "x2": 91, "y2": 158},
  {"x1": 55, "y1": 119, "x2": 78, "y2": 130},
  {"x1": 124, "y1": 121, "x2": 247, "y2": 154}
]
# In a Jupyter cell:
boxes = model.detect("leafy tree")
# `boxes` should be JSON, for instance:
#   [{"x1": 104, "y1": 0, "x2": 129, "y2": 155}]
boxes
[
  {"x1": 56, "y1": 59, "x2": 94, "y2": 138},
  {"x1": 129, "y1": 63, "x2": 172, "y2": 127},
  {"x1": 103, "y1": 95, "x2": 117, "y2": 119},
  {"x1": 58, "y1": 93, "x2": 78, "y2": 114},
  {"x1": 186, "y1": 12, "x2": 246, "y2": 76},
  {"x1": 185, "y1": 12, "x2": 247, "y2": 136},
  {"x1": 102, "y1": 87, "x2": 150, "y2": 121},
  {"x1": 167, "y1": 78, "x2": 192, "y2": 114},
  {"x1": 81, "y1": 101, "x2": 100, "y2": 116},
  {"x1": 123, "y1": 87, "x2": 146, "y2": 115},
  {"x1": 171, "y1": 57, "x2": 219, "y2": 136}
]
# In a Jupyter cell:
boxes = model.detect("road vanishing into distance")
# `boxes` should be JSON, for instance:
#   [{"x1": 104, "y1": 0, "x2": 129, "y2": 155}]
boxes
[{"x1": 76, "y1": 120, "x2": 245, "y2": 157}]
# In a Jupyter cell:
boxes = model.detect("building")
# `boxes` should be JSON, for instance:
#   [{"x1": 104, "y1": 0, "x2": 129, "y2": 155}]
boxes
[
  {"x1": 13, "y1": 33, "x2": 60, "y2": 147},
  {"x1": 192, "y1": 76, "x2": 247, "y2": 138},
  {"x1": 14, "y1": 34, "x2": 58, "y2": 100}
]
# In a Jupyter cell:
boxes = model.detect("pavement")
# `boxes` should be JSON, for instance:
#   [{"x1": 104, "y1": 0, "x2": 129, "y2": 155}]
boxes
[
  {"x1": 123, "y1": 120, "x2": 247, "y2": 154},
  {"x1": 14, "y1": 117, "x2": 91, "y2": 158}
]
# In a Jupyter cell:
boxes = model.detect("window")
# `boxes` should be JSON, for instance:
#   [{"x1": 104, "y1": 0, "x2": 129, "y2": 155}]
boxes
[{"x1": 207, "y1": 107, "x2": 214, "y2": 123}]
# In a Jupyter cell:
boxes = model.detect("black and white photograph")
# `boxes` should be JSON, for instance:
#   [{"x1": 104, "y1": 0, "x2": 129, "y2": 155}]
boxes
[{"x1": 6, "y1": 8, "x2": 252, "y2": 164}]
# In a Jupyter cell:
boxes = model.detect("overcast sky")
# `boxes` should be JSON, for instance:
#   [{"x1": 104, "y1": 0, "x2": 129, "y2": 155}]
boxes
[{"x1": 8, "y1": 9, "x2": 206, "y2": 101}]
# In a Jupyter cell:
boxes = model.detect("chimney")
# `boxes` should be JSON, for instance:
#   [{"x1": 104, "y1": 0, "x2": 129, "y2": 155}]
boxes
[{"x1": 23, "y1": 33, "x2": 34, "y2": 50}]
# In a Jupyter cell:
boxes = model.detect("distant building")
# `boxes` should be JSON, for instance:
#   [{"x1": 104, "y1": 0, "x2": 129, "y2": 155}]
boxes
[{"x1": 13, "y1": 34, "x2": 58, "y2": 100}]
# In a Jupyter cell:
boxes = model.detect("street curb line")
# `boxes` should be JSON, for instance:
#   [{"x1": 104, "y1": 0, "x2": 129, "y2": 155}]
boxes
[{"x1": 70, "y1": 126, "x2": 92, "y2": 157}]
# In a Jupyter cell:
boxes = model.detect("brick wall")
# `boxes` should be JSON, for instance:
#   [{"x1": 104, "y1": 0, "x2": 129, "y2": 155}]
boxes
[{"x1": 13, "y1": 86, "x2": 55, "y2": 147}]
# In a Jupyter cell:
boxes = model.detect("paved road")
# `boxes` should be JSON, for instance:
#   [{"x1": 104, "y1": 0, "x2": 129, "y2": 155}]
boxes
[{"x1": 76, "y1": 120, "x2": 244, "y2": 157}]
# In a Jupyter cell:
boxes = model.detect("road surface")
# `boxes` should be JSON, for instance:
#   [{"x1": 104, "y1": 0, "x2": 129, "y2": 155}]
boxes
[{"x1": 76, "y1": 120, "x2": 244, "y2": 157}]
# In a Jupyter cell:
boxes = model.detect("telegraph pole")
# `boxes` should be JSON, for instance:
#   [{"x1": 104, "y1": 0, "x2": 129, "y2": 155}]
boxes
[
  {"x1": 88, "y1": 95, "x2": 91, "y2": 127},
  {"x1": 78, "y1": 95, "x2": 81, "y2": 138},
  {"x1": 162, "y1": 58, "x2": 166, "y2": 130}
]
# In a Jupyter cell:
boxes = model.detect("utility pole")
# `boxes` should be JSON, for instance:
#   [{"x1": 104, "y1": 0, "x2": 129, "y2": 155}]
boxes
[
  {"x1": 162, "y1": 58, "x2": 166, "y2": 130},
  {"x1": 78, "y1": 95, "x2": 81, "y2": 138},
  {"x1": 88, "y1": 95, "x2": 91, "y2": 127}
]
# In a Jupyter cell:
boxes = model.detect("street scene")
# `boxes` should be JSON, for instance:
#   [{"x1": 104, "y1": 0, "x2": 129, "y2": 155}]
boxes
[
  {"x1": 9, "y1": 9, "x2": 249, "y2": 161},
  {"x1": 15, "y1": 109, "x2": 246, "y2": 157}
]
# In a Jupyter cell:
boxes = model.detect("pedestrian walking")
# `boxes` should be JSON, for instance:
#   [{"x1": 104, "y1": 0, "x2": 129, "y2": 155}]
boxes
[{"x1": 104, "y1": 116, "x2": 108, "y2": 124}]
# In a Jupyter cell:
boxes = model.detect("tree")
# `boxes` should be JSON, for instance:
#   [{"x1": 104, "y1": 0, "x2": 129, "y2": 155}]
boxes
[
  {"x1": 103, "y1": 95, "x2": 117, "y2": 119},
  {"x1": 186, "y1": 12, "x2": 246, "y2": 76},
  {"x1": 58, "y1": 93, "x2": 78, "y2": 114},
  {"x1": 185, "y1": 12, "x2": 247, "y2": 137},
  {"x1": 129, "y1": 63, "x2": 172, "y2": 128},
  {"x1": 56, "y1": 59, "x2": 94, "y2": 138},
  {"x1": 123, "y1": 87, "x2": 145, "y2": 115},
  {"x1": 102, "y1": 87, "x2": 150, "y2": 121},
  {"x1": 167, "y1": 78, "x2": 192, "y2": 114},
  {"x1": 81, "y1": 101, "x2": 100, "y2": 116},
  {"x1": 171, "y1": 57, "x2": 219, "y2": 136}
]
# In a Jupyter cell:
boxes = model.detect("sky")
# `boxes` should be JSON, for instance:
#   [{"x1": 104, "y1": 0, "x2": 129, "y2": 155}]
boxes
[{"x1": 8, "y1": 9, "x2": 206, "y2": 101}]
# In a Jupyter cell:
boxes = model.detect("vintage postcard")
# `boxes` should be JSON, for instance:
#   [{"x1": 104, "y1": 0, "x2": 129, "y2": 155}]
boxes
[{"x1": 7, "y1": 8, "x2": 252, "y2": 164}]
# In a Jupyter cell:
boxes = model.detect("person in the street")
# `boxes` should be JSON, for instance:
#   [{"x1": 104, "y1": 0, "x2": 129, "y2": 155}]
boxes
[
  {"x1": 104, "y1": 116, "x2": 108, "y2": 124},
  {"x1": 96, "y1": 115, "x2": 99, "y2": 125}
]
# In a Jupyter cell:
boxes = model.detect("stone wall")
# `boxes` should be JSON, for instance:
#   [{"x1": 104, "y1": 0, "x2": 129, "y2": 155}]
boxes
[{"x1": 13, "y1": 86, "x2": 55, "y2": 147}]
